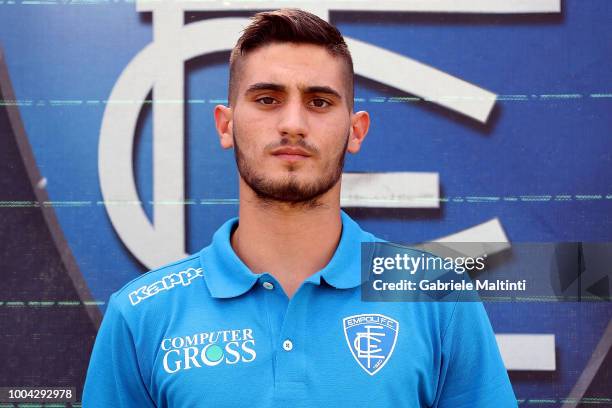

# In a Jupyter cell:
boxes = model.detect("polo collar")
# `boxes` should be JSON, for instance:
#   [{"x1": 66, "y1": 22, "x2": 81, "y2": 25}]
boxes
[{"x1": 199, "y1": 210, "x2": 378, "y2": 298}]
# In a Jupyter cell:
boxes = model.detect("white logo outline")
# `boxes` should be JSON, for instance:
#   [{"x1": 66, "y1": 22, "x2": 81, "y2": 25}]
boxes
[{"x1": 99, "y1": 2, "x2": 559, "y2": 269}]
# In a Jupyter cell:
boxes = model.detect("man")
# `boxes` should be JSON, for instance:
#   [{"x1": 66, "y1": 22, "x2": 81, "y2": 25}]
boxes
[{"x1": 83, "y1": 9, "x2": 517, "y2": 407}]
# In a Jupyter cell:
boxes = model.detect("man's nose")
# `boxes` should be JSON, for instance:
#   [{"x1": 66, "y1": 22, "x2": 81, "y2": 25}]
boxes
[{"x1": 277, "y1": 99, "x2": 308, "y2": 139}]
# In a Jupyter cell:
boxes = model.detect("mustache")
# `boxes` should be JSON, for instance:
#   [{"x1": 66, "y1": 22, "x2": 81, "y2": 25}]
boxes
[{"x1": 264, "y1": 138, "x2": 320, "y2": 156}]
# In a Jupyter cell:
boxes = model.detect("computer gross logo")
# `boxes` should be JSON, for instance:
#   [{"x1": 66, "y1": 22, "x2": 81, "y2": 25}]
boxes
[{"x1": 161, "y1": 328, "x2": 257, "y2": 374}]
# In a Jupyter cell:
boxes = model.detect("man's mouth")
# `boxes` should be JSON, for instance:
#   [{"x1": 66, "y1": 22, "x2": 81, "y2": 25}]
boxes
[{"x1": 271, "y1": 147, "x2": 312, "y2": 162}]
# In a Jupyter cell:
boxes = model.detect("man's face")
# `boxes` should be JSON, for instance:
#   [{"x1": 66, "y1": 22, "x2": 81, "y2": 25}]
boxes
[{"x1": 229, "y1": 42, "x2": 353, "y2": 204}]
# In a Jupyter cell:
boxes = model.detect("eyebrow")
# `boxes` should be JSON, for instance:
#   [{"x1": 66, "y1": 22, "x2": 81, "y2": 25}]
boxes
[
  {"x1": 244, "y1": 82, "x2": 342, "y2": 100},
  {"x1": 245, "y1": 82, "x2": 285, "y2": 94}
]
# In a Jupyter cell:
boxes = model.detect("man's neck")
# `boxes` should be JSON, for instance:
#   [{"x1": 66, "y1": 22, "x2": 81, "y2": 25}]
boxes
[{"x1": 231, "y1": 182, "x2": 343, "y2": 299}]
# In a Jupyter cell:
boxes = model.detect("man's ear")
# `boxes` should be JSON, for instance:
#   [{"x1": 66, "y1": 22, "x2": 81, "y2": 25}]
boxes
[
  {"x1": 214, "y1": 105, "x2": 234, "y2": 149},
  {"x1": 347, "y1": 110, "x2": 370, "y2": 154}
]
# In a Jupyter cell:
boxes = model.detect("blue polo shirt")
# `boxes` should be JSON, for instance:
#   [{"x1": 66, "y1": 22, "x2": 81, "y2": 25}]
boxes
[{"x1": 83, "y1": 211, "x2": 517, "y2": 407}]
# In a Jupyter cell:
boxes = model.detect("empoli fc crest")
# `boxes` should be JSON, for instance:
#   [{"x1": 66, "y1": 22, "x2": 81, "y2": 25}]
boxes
[{"x1": 343, "y1": 314, "x2": 399, "y2": 376}]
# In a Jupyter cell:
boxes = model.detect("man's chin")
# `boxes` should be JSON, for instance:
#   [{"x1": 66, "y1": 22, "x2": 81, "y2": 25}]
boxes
[
  {"x1": 254, "y1": 184, "x2": 321, "y2": 203},
  {"x1": 243, "y1": 176, "x2": 335, "y2": 204}
]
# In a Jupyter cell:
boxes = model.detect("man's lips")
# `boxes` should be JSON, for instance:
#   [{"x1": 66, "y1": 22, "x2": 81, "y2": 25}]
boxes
[{"x1": 271, "y1": 147, "x2": 312, "y2": 161}]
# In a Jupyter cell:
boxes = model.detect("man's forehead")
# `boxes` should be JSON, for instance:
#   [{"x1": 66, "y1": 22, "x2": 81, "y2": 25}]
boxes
[{"x1": 238, "y1": 43, "x2": 347, "y2": 94}]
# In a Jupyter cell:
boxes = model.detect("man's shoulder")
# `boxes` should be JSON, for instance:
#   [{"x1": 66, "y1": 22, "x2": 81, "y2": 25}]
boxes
[{"x1": 110, "y1": 252, "x2": 205, "y2": 310}]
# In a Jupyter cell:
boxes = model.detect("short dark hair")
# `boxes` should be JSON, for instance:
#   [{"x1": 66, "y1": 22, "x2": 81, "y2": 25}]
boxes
[{"x1": 228, "y1": 8, "x2": 354, "y2": 109}]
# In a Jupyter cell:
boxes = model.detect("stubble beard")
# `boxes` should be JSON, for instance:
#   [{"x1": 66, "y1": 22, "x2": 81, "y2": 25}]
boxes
[{"x1": 233, "y1": 130, "x2": 349, "y2": 208}]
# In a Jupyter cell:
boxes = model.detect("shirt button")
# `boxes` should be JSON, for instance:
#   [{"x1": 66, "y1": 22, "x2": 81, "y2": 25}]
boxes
[
  {"x1": 282, "y1": 339, "x2": 293, "y2": 351},
  {"x1": 262, "y1": 281, "x2": 274, "y2": 290}
]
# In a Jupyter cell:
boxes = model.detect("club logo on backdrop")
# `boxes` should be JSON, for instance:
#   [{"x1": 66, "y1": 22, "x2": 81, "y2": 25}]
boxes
[
  {"x1": 97, "y1": 1, "x2": 550, "y2": 270},
  {"x1": 343, "y1": 313, "x2": 399, "y2": 376},
  {"x1": 94, "y1": 1, "x2": 561, "y2": 376}
]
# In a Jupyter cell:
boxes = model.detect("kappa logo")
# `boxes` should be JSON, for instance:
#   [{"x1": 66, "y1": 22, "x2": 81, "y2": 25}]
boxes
[
  {"x1": 343, "y1": 313, "x2": 399, "y2": 376},
  {"x1": 129, "y1": 267, "x2": 204, "y2": 306}
]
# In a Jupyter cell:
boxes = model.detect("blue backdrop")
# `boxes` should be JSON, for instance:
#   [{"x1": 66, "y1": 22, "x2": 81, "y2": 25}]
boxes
[{"x1": 0, "y1": 0, "x2": 610, "y2": 405}]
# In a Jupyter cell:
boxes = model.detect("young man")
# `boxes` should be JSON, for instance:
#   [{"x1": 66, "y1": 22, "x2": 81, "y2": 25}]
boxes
[{"x1": 83, "y1": 9, "x2": 517, "y2": 407}]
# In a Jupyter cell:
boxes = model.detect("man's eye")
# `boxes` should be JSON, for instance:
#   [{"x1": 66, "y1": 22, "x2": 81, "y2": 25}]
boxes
[
  {"x1": 256, "y1": 97, "x2": 277, "y2": 105},
  {"x1": 310, "y1": 99, "x2": 330, "y2": 108}
]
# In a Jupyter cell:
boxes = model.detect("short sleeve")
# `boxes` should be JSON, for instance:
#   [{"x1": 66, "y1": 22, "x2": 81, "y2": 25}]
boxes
[
  {"x1": 433, "y1": 300, "x2": 517, "y2": 408},
  {"x1": 82, "y1": 294, "x2": 156, "y2": 407}
]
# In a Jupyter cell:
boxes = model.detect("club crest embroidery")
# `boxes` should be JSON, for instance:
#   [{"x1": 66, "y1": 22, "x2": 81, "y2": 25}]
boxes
[{"x1": 342, "y1": 314, "x2": 399, "y2": 376}]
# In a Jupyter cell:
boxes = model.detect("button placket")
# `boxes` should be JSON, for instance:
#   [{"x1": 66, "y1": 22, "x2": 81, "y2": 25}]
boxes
[
  {"x1": 260, "y1": 274, "x2": 288, "y2": 385},
  {"x1": 273, "y1": 284, "x2": 312, "y2": 403}
]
